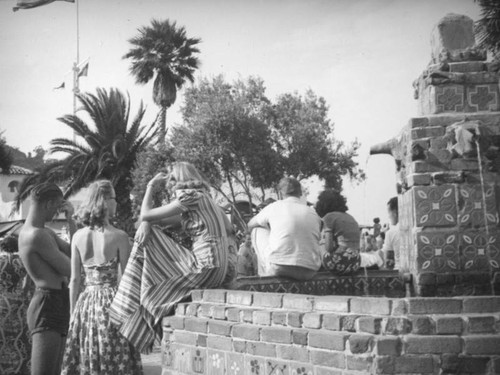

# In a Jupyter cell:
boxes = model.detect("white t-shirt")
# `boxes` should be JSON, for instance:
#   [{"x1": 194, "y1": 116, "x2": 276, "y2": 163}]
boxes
[
  {"x1": 382, "y1": 224, "x2": 401, "y2": 268},
  {"x1": 251, "y1": 197, "x2": 322, "y2": 270}
]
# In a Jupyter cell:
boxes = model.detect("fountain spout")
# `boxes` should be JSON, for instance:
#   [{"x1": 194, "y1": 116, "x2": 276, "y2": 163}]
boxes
[{"x1": 370, "y1": 138, "x2": 399, "y2": 157}]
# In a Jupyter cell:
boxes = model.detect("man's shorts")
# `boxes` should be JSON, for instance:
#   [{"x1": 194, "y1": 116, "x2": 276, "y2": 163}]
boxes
[{"x1": 27, "y1": 286, "x2": 70, "y2": 337}]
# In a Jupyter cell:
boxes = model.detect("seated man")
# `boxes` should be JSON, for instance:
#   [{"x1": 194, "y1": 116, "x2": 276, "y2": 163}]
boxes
[
  {"x1": 380, "y1": 196, "x2": 401, "y2": 269},
  {"x1": 247, "y1": 177, "x2": 322, "y2": 280}
]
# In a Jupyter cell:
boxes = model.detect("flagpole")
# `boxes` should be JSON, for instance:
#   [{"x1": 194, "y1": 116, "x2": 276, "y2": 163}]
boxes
[{"x1": 72, "y1": 0, "x2": 80, "y2": 141}]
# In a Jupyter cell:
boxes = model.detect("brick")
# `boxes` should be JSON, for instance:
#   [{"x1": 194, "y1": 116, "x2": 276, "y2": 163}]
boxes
[
  {"x1": 232, "y1": 324, "x2": 260, "y2": 341},
  {"x1": 211, "y1": 305, "x2": 226, "y2": 320},
  {"x1": 357, "y1": 316, "x2": 381, "y2": 334},
  {"x1": 391, "y1": 299, "x2": 407, "y2": 316},
  {"x1": 314, "y1": 367, "x2": 342, "y2": 375},
  {"x1": 241, "y1": 308, "x2": 255, "y2": 323},
  {"x1": 449, "y1": 61, "x2": 485, "y2": 72},
  {"x1": 252, "y1": 292, "x2": 283, "y2": 308},
  {"x1": 385, "y1": 317, "x2": 412, "y2": 335},
  {"x1": 226, "y1": 290, "x2": 253, "y2": 306},
  {"x1": 346, "y1": 355, "x2": 373, "y2": 372},
  {"x1": 407, "y1": 298, "x2": 462, "y2": 314},
  {"x1": 463, "y1": 296, "x2": 500, "y2": 313},
  {"x1": 409, "y1": 117, "x2": 430, "y2": 128},
  {"x1": 451, "y1": 158, "x2": 480, "y2": 171},
  {"x1": 411, "y1": 126, "x2": 445, "y2": 139},
  {"x1": 164, "y1": 316, "x2": 184, "y2": 330},
  {"x1": 184, "y1": 318, "x2": 208, "y2": 333},
  {"x1": 410, "y1": 316, "x2": 435, "y2": 335},
  {"x1": 272, "y1": 311, "x2": 287, "y2": 326},
  {"x1": 406, "y1": 173, "x2": 431, "y2": 186},
  {"x1": 203, "y1": 289, "x2": 226, "y2": 303},
  {"x1": 435, "y1": 317, "x2": 463, "y2": 334},
  {"x1": 186, "y1": 303, "x2": 199, "y2": 317},
  {"x1": 310, "y1": 350, "x2": 345, "y2": 368},
  {"x1": 246, "y1": 341, "x2": 276, "y2": 357},
  {"x1": 287, "y1": 312, "x2": 303, "y2": 328},
  {"x1": 303, "y1": 313, "x2": 322, "y2": 329},
  {"x1": 206, "y1": 335, "x2": 232, "y2": 351},
  {"x1": 175, "y1": 303, "x2": 188, "y2": 316},
  {"x1": 232, "y1": 339, "x2": 246, "y2": 353},
  {"x1": 375, "y1": 336, "x2": 401, "y2": 356},
  {"x1": 292, "y1": 329, "x2": 308, "y2": 345},
  {"x1": 430, "y1": 136, "x2": 448, "y2": 150},
  {"x1": 350, "y1": 297, "x2": 391, "y2": 315},
  {"x1": 464, "y1": 336, "x2": 500, "y2": 355},
  {"x1": 432, "y1": 171, "x2": 464, "y2": 184},
  {"x1": 348, "y1": 334, "x2": 373, "y2": 354},
  {"x1": 374, "y1": 356, "x2": 394, "y2": 374},
  {"x1": 276, "y1": 345, "x2": 309, "y2": 362},
  {"x1": 207, "y1": 320, "x2": 235, "y2": 336},
  {"x1": 198, "y1": 303, "x2": 214, "y2": 318},
  {"x1": 409, "y1": 161, "x2": 443, "y2": 173},
  {"x1": 341, "y1": 315, "x2": 359, "y2": 332},
  {"x1": 282, "y1": 294, "x2": 314, "y2": 311},
  {"x1": 441, "y1": 354, "x2": 489, "y2": 373},
  {"x1": 261, "y1": 327, "x2": 292, "y2": 344},
  {"x1": 226, "y1": 307, "x2": 241, "y2": 322},
  {"x1": 173, "y1": 331, "x2": 198, "y2": 346},
  {"x1": 253, "y1": 310, "x2": 272, "y2": 326},
  {"x1": 322, "y1": 314, "x2": 341, "y2": 330},
  {"x1": 191, "y1": 289, "x2": 203, "y2": 302},
  {"x1": 308, "y1": 331, "x2": 349, "y2": 350},
  {"x1": 468, "y1": 316, "x2": 496, "y2": 333},
  {"x1": 314, "y1": 296, "x2": 350, "y2": 312},
  {"x1": 394, "y1": 355, "x2": 434, "y2": 373},
  {"x1": 404, "y1": 335, "x2": 461, "y2": 354}
]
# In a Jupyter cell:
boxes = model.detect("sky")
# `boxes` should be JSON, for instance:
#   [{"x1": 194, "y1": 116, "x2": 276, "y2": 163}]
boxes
[{"x1": 0, "y1": 0, "x2": 482, "y2": 225}]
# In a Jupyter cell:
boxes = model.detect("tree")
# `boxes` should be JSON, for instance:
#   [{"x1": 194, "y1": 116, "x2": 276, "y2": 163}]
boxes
[
  {"x1": 475, "y1": 0, "x2": 500, "y2": 55},
  {"x1": 172, "y1": 75, "x2": 281, "y2": 207},
  {"x1": 124, "y1": 19, "x2": 201, "y2": 143},
  {"x1": 266, "y1": 90, "x2": 363, "y2": 190},
  {"x1": 0, "y1": 131, "x2": 13, "y2": 173},
  {"x1": 15, "y1": 88, "x2": 157, "y2": 234}
]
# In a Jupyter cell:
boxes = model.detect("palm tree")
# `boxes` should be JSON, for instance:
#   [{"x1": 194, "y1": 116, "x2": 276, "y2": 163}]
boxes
[
  {"x1": 123, "y1": 19, "x2": 201, "y2": 143},
  {"x1": 15, "y1": 88, "x2": 157, "y2": 234},
  {"x1": 475, "y1": 0, "x2": 500, "y2": 55}
]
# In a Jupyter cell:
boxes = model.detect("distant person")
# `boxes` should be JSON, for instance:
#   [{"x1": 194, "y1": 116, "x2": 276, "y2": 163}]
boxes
[
  {"x1": 372, "y1": 217, "x2": 381, "y2": 238},
  {"x1": 0, "y1": 233, "x2": 33, "y2": 375},
  {"x1": 247, "y1": 177, "x2": 322, "y2": 280},
  {"x1": 380, "y1": 197, "x2": 400, "y2": 269},
  {"x1": 236, "y1": 233, "x2": 258, "y2": 277},
  {"x1": 61, "y1": 180, "x2": 143, "y2": 375},
  {"x1": 315, "y1": 190, "x2": 382, "y2": 275},
  {"x1": 18, "y1": 183, "x2": 75, "y2": 375}
]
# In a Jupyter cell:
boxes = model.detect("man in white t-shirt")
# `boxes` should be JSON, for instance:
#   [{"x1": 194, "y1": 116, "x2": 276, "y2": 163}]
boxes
[
  {"x1": 247, "y1": 177, "x2": 322, "y2": 280},
  {"x1": 380, "y1": 197, "x2": 400, "y2": 269}
]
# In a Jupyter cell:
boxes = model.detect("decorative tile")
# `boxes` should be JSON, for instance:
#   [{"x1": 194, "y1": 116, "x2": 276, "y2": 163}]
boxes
[
  {"x1": 290, "y1": 363, "x2": 313, "y2": 375},
  {"x1": 226, "y1": 353, "x2": 245, "y2": 375},
  {"x1": 413, "y1": 185, "x2": 457, "y2": 227},
  {"x1": 458, "y1": 183, "x2": 498, "y2": 227},
  {"x1": 416, "y1": 231, "x2": 460, "y2": 272},
  {"x1": 192, "y1": 348, "x2": 206, "y2": 374},
  {"x1": 468, "y1": 84, "x2": 498, "y2": 111},
  {"x1": 172, "y1": 344, "x2": 191, "y2": 373},
  {"x1": 460, "y1": 231, "x2": 500, "y2": 271},
  {"x1": 436, "y1": 85, "x2": 464, "y2": 112},
  {"x1": 266, "y1": 359, "x2": 289, "y2": 375},
  {"x1": 246, "y1": 356, "x2": 265, "y2": 375},
  {"x1": 207, "y1": 350, "x2": 226, "y2": 375},
  {"x1": 162, "y1": 337, "x2": 174, "y2": 369}
]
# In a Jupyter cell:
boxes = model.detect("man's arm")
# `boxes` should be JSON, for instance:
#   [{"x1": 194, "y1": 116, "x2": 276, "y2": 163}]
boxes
[
  {"x1": 247, "y1": 210, "x2": 268, "y2": 232},
  {"x1": 35, "y1": 230, "x2": 71, "y2": 277},
  {"x1": 47, "y1": 229, "x2": 71, "y2": 257}
]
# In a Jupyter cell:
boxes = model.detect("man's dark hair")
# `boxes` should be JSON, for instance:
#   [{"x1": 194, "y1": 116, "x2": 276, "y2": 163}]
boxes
[
  {"x1": 279, "y1": 177, "x2": 302, "y2": 198},
  {"x1": 30, "y1": 182, "x2": 63, "y2": 203},
  {"x1": 315, "y1": 190, "x2": 348, "y2": 217},
  {"x1": 388, "y1": 197, "x2": 398, "y2": 212},
  {"x1": 373, "y1": 217, "x2": 380, "y2": 223}
]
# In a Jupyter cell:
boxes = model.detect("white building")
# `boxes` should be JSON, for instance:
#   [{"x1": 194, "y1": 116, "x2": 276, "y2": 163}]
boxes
[{"x1": 0, "y1": 165, "x2": 33, "y2": 222}]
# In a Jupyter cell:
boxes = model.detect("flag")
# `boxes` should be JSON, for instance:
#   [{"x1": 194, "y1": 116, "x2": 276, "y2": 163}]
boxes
[
  {"x1": 53, "y1": 82, "x2": 65, "y2": 90},
  {"x1": 13, "y1": 0, "x2": 74, "y2": 12},
  {"x1": 77, "y1": 60, "x2": 89, "y2": 78}
]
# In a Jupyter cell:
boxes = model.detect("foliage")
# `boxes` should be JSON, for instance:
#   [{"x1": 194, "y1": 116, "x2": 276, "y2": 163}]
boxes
[
  {"x1": 475, "y1": 0, "x2": 500, "y2": 55},
  {"x1": 124, "y1": 18, "x2": 201, "y2": 143},
  {"x1": 15, "y1": 88, "x2": 157, "y2": 235},
  {"x1": 0, "y1": 131, "x2": 13, "y2": 173},
  {"x1": 266, "y1": 90, "x2": 363, "y2": 190}
]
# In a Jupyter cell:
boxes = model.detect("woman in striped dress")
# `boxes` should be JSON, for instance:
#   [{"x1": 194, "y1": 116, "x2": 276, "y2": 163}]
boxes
[{"x1": 109, "y1": 162, "x2": 230, "y2": 353}]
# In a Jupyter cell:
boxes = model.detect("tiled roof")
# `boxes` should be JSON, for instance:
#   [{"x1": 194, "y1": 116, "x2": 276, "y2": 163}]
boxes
[{"x1": 2, "y1": 165, "x2": 34, "y2": 175}]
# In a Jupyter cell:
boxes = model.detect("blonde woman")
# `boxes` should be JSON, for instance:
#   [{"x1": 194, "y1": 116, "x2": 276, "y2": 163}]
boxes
[
  {"x1": 110, "y1": 162, "x2": 230, "y2": 353},
  {"x1": 61, "y1": 180, "x2": 142, "y2": 375}
]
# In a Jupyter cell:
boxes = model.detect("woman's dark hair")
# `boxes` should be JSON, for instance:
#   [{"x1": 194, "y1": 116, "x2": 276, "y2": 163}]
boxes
[
  {"x1": 315, "y1": 190, "x2": 348, "y2": 217},
  {"x1": 75, "y1": 180, "x2": 114, "y2": 229},
  {"x1": 0, "y1": 234, "x2": 19, "y2": 253},
  {"x1": 388, "y1": 197, "x2": 398, "y2": 213}
]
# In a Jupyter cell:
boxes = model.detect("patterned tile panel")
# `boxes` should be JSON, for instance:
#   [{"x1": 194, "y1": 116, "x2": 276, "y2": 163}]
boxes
[
  {"x1": 458, "y1": 183, "x2": 498, "y2": 228},
  {"x1": 416, "y1": 231, "x2": 460, "y2": 272},
  {"x1": 207, "y1": 350, "x2": 226, "y2": 375},
  {"x1": 265, "y1": 359, "x2": 289, "y2": 375},
  {"x1": 413, "y1": 185, "x2": 457, "y2": 227},
  {"x1": 436, "y1": 85, "x2": 465, "y2": 113},
  {"x1": 246, "y1": 356, "x2": 265, "y2": 375},
  {"x1": 467, "y1": 84, "x2": 499, "y2": 111},
  {"x1": 460, "y1": 230, "x2": 500, "y2": 272},
  {"x1": 226, "y1": 352, "x2": 245, "y2": 375}
]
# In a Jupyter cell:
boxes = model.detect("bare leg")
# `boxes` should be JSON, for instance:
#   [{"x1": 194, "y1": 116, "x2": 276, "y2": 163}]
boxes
[
  {"x1": 31, "y1": 331, "x2": 64, "y2": 375},
  {"x1": 268, "y1": 264, "x2": 317, "y2": 280},
  {"x1": 251, "y1": 227, "x2": 271, "y2": 276}
]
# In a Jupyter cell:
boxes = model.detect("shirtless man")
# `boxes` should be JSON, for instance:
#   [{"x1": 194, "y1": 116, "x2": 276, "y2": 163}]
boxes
[{"x1": 18, "y1": 182, "x2": 76, "y2": 375}]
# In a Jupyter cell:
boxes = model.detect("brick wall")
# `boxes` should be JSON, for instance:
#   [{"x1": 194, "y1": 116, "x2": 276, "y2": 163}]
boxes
[{"x1": 161, "y1": 289, "x2": 500, "y2": 374}]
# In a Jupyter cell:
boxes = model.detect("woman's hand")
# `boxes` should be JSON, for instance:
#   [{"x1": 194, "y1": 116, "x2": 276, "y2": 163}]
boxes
[
  {"x1": 147, "y1": 172, "x2": 169, "y2": 188},
  {"x1": 135, "y1": 221, "x2": 151, "y2": 246}
]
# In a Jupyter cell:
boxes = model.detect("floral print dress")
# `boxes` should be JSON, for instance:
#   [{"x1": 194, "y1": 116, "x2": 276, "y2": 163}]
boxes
[{"x1": 61, "y1": 257, "x2": 143, "y2": 375}]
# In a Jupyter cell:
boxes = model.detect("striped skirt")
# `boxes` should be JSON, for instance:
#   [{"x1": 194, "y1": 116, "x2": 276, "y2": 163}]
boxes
[{"x1": 109, "y1": 227, "x2": 228, "y2": 354}]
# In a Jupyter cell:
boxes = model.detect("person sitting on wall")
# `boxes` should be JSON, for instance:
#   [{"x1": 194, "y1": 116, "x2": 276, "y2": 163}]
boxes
[
  {"x1": 315, "y1": 190, "x2": 383, "y2": 275},
  {"x1": 380, "y1": 197, "x2": 400, "y2": 269},
  {"x1": 247, "y1": 177, "x2": 322, "y2": 280}
]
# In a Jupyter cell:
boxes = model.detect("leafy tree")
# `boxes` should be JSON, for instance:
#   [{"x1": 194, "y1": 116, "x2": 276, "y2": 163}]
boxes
[
  {"x1": 124, "y1": 19, "x2": 201, "y2": 143},
  {"x1": 0, "y1": 131, "x2": 13, "y2": 173},
  {"x1": 15, "y1": 88, "x2": 157, "y2": 234},
  {"x1": 475, "y1": 0, "x2": 500, "y2": 55},
  {"x1": 266, "y1": 90, "x2": 363, "y2": 190}
]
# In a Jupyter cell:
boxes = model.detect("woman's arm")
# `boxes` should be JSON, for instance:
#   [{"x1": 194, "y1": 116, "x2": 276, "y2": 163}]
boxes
[
  {"x1": 140, "y1": 173, "x2": 184, "y2": 222},
  {"x1": 117, "y1": 232, "x2": 132, "y2": 281},
  {"x1": 69, "y1": 240, "x2": 82, "y2": 312}
]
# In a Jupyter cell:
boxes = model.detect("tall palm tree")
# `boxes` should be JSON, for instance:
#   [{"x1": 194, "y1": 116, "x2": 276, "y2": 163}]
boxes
[
  {"x1": 475, "y1": 0, "x2": 500, "y2": 55},
  {"x1": 15, "y1": 88, "x2": 157, "y2": 234},
  {"x1": 124, "y1": 19, "x2": 201, "y2": 143}
]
